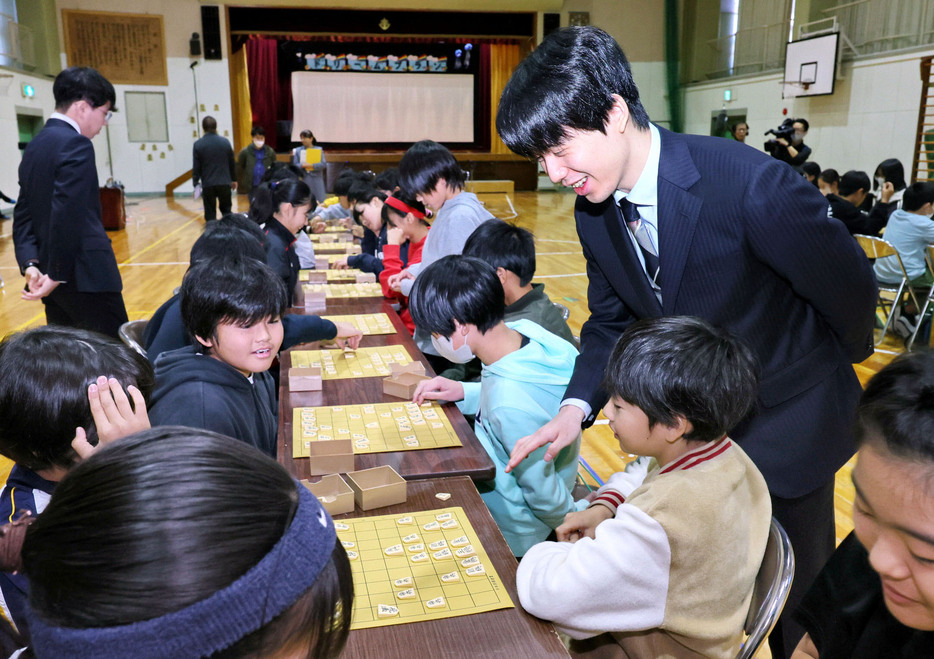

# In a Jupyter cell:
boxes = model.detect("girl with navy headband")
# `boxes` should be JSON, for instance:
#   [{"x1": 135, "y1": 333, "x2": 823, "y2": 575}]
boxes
[{"x1": 18, "y1": 427, "x2": 352, "y2": 659}]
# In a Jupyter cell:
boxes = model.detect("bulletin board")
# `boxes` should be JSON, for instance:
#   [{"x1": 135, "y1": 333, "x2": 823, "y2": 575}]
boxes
[{"x1": 62, "y1": 10, "x2": 168, "y2": 86}]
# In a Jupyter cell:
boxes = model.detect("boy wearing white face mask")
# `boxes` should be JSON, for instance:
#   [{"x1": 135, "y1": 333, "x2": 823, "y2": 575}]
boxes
[
  {"x1": 410, "y1": 255, "x2": 587, "y2": 556},
  {"x1": 236, "y1": 126, "x2": 276, "y2": 197},
  {"x1": 873, "y1": 182, "x2": 934, "y2": 336}
]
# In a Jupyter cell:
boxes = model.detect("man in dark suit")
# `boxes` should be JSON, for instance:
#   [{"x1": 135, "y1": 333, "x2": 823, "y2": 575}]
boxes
[
  {"x1": 192, "y1": 116, "x2": 237, "y2": 221},
  {"x1": 13, "y1": 67, "x2": 127, "y2": 339},
  {"x1": 496, "y1": 27, "x2": 877, "y2": 657}
]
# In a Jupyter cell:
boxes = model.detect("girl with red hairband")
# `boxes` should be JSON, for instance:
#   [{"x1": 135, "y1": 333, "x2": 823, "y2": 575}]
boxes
[{"x1": 379, "y1": 191, "x2": 430, "y2": 333}]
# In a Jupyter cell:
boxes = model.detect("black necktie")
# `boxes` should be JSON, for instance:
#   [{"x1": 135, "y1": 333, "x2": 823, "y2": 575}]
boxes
[{"x1": 619, "y1": 198, "x2": 660, "y2": 285}]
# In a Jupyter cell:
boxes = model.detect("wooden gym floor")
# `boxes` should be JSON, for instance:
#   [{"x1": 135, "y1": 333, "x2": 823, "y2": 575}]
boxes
[{"x1": 0, "y1": 190, "x2": 901, "y2": 541}]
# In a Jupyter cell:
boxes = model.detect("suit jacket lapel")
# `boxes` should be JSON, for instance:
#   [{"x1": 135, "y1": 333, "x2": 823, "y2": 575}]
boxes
[{"x1": 656, "y1": 127, "x2": 702, "y2": 314}]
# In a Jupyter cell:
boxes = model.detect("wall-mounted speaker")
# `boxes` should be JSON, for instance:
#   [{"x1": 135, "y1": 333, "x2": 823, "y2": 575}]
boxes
[
  {"x1": 201, "y1": 6, "x2": 222, "y2": 60},
  {"x1": 543, "y1": 13, "x2": 560, "y2": 37}
]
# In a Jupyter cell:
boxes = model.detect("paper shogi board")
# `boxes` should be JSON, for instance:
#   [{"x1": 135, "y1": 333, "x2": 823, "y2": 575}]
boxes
[
  {"x1": 320, "y1": 313, "x2": 394, "y2": 335},
  {"x1": 291, "y1": 345, "x2": 414, "y2": 379},
  {"x1": 298, "y1": 269, "x2": 364, "y2": 282},
  {"x1": 338, "y1": 506, "x2": 514, "y2": 629},
  {"x1": 303, "y1": 282, "x2": 383, "y2": 299},
  {"x1": 323, "y1": 225, "x2": 349, "y2": 233},
  {"x1": 292, "y1": 400, "x2": 461, "y2": 457},
  {"x1": 313, "y1": 241, "x2": 359, "y2": 253}
]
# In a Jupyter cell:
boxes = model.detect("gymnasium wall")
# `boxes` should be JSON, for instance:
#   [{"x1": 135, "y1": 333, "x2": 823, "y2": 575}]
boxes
[{"x1": 682, "y1": 47, "x2": 934, "y2": 180}]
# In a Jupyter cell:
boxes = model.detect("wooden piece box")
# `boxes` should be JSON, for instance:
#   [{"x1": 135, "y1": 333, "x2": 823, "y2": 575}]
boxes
[
  {"x1": 355, "y1": 272, "x2": 376, "y2": 283},
  {"x1": 296, "y1": 284, "x2": 327, "y2": 310},
  {"x1": 289, "y1": 366, "x2": 322, "y2": 392},
  {"x1": 307, "y1": 438, "x2": 355, "y2": 476},
  {"x1": 346, "y1": 465, "x2": 407, "y2": 510},
  {"x1": 314, "y1": 257, "x2": 330, "y2": 270},
  {"x1": 389, "y1": 362, "x2": 426, "y2": 377},
  {"x1": 305, "y1": 270, "x2": 328, "y2": 284},
  {"x1": 383, "y1": 371, "x2": 432, "y2": 399},
  {"x1": 301, "y1": 474, "x2": 354, "y2": 515}
]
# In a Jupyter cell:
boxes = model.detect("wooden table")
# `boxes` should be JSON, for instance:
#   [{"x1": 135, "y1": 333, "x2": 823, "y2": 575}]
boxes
[
  {"x1": 278, "y1": 298, "x2": 496, "y2": 481},
  {"x1": 338, "y1": 476, "x2": 570, "y2": 658}
]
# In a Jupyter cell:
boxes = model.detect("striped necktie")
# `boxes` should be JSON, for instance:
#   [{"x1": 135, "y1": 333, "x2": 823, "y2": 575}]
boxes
[{"x1": 619, "y1": 198, "x2": 660, "y2": 285}]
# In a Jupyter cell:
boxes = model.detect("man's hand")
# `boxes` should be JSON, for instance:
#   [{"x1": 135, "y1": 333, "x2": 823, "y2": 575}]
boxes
[
  {"x1": 412, "y1": 376, "x2": 465, "y2": 405},
  {"x1": 776, "y1": 137, "x2": 789, "y2": 147},
  {"x1": 387, "y1": 226, "x2": 405, "y2": 246},
  {"x1": 332, "y1": 322, "x2": 363, "y2": 350},
  {"x1": 333, "y1": 257, "x2": 350, "y2": 270},
  {"x1": 387, "y1": 269, "x2": 414, "y2": 292},
  {"x1": 556, "y1": 505, "x2": 613, "y2": 543},
  {"x1": 881, "y1": 181, "x2": 895, "y2": 203},
  {"x1": 506, "y1": 404, "x2": 585, "y2": 473},
  {"x1": 71, "y1": 376, "x2": 150, "y2": 459},
  {"x1": 231, "y1": 182, "x2": 238, "y2": 192},
  {"x1": 22, "y1": 268, "x2": 59, "y2": 301}
]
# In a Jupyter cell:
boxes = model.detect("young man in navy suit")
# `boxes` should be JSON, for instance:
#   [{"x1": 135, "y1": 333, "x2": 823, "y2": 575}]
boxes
[
  {"x1": 496, "y1": 26, "x2": 877, "y2": 657},
  {"x1": 13, "y1": 67, "x2": 127, "y2": 339}
]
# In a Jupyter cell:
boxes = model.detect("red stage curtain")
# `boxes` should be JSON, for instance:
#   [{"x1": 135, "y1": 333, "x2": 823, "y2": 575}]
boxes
[{"x1": 245, "y1": 38, "x2": 280, "y2": 151}]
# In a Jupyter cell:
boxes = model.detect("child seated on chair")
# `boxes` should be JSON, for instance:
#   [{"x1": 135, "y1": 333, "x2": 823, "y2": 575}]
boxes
[
  {"x1": 409, "y1": 255, "x2": 585, "y2": 557},
  {"x1": 792, "y1": 351, "x2": 934, "y2": 658},
  {"x1": 516, "y1": 316, "x2": 771, "y2": 658},
  {"x1": 0, "y1": 326, "x2": 153, "y2": 640}
]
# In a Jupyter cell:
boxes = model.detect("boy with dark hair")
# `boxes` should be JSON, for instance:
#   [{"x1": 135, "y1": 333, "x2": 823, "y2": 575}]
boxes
[
  {"x1": 312, "y1": 170, "x2": 371, "y2": 226},
  {"x1": 409, "y1": 255, "x2": 585, "y2": 556},
  {"x1": 463, "y1": 219, "x2": 575, "y2": 346},
  {"x1": 0, "y1": 325, "x2": 153, "y2": 637},
  {"x1": 517, "y1": 316, "x2": 770, "y2": 657},
  {"x1": 149, "y1": 256, "x2": 287, "y2": 458},
  {"x1": 827, "y1": 170, "x2": 892, "y2": 236}
]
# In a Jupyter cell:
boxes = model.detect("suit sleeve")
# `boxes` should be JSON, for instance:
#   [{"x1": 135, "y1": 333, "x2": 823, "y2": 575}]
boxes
[
  {"x1": 745, "y1": 158, "x2": 877, "y2": 362},
  {"x1": 192, "y1": 143, "x2": 202, "y2": 186},
  {"x1": 564, "y1": 224, "x2": 638, "y2": 422},
  {"x1": 46, "y1": 138, "x2": 98, "y2": 283},
  {"x1": 228, "y1": 145, "x2": 236, "y2": 182},
  {"x1": 12, "y1": 180, "x2": 37, "y2": 272}
]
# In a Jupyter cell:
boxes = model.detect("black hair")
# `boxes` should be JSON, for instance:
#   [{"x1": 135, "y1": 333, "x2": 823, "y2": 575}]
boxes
[
  {"x1": 202, "y1": 116, "x2": 217, "y2": 132},
  {"x1": 409, "y1": 255, "x2": 504, "y2": 336},
  {"x1": 380, "y1": 190, "x2": 427, "y2": 227},
  {"x1": 190, "y1": 216, "x2": 267, "y2": 265},
  {"x1": 801, "y1": 161, "x2": 821, "y2": 184},
  {"x1": 794, "y1": 118, "x2": 809, "y2": 132},
  {"x1": 263, "y1": 162, "x2": 305, "y2": 184},
  {"x1": 496, "y1": 26, "x2": 650, "y2": 159},
  {"x1": 819, "y1": 168, "x2": 840, "y2": 185},
  {"x1": 463, "y1": 219, "x2": 535, "y2": 286},
  {"x1": 855, "y1": 351, "x2": 934, "y2": 462},
  {"x1": 347, "y1": 181, "x2": 375, "y2": 206},
  {"x1": 839, "y1": 170, "x2": 871, "y2": 198},
  {"x1": 601, "y1": 316, "x2": 759, "y2": 443},
  {"x1": 250, "y1": 126, "x2": 265, "y2": 138},
  {"x1": 299, "y1": 129, "x2": 317, "y2": 145},
  {"x1": 332, "y1": 170, "x2": 373, "y2": 198},
  {"x1": 53, "y1": 67, "x2": 116, "y2": 112},
  {"x1": 874, "y1": 158, "x2": 907, "y2": 192},
  {"x1": 903, "y1": 182, "x2": 934, "y2": 213},
  {"x1": 249, "y1": 178, "x2": 312, "y2": 225},
  {"x1": 730, "y1": 122, "x2": 748, "y2": 137},
  {"x1": 21, "y1": 427, "x2": 352, "y2": 658},
  {"x1": 374, "y1": 168, "x2": 399, "y2": 192},
  {"x1": 180, "y1": 256, "x2": 288, "y2": 347},
  {"x1": 0, "y1": 327, "x2": 154, "y2": 472},
  {"x1": 352, "y1": 188, "x2": 387, "y2": 224},
  {"x1": 397, "y1": 140, "x2": 466, "y2": 197}
]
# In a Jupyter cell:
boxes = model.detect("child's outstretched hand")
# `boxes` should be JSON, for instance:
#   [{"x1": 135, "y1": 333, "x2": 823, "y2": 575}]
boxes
[
  {"x1": 556, "y1": 506, "x2": 614, "y2": 543},
  {"x1": 71, "y1": 376, "x2": 150, "y2": 459},
  {"x1": 412, "y1": 376, "x2": 464, "y2": 405},
  {"x1": 332, "y1": 322, "x2": 363, "y2": 350}
]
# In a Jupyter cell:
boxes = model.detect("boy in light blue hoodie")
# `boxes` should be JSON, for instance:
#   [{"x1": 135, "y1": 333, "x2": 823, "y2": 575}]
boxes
[{"x1": 410, "y1": 255, "x2": 587, "y2": 556}]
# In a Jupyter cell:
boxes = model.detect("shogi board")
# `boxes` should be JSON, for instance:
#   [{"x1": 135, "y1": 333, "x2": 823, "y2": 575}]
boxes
[
  {"x1": 304, "y1": 282, "x2": 383, "y2": 299},
  {"x1": 320, "y1": 254, "x2": 358, "y2": 266},
  {"x1": 298, "y1": 269, "x2": 364, "y2": 282},
  {"x1": 291, "y1": 345, "x2": 415, "y2": 379},
  {"x1": 323, "y1": 225, "x2": 349, "y2": 233},
  {"x1": 338, "y1": 506, "x2": 514, "y2": 629},
  {"x1": 292, "y1": 400, "x2": 461, "y2": 457},
  {"x1": 320, "y1": 313, "x2": 394, "y2": 335},
  {"x1": 314, "y1": 241, "x2": 358, "y2": 253}
]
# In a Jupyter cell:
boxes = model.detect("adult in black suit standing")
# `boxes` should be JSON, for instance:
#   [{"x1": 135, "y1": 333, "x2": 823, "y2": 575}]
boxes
[
  {"x1": 13, "y1": 67, "x2": 127, "y2": 339},
  {"x1": 496, "y1": 27, "x2": 877, "y2": 657},
  {"x1": 192, "y1": 116, "x2": 237, "y2": 221}
]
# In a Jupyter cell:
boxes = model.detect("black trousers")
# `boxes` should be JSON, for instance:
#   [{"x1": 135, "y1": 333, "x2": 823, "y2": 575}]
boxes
[
  {"x1": 43, "y1": 289, "x2": 128, "y2": 340},
  {"x1": 768, "y1": 478, "x2": 836, "y2": 659},
  {"x1": 202, "y1": 184, "x2": 232, "y2": 221}
]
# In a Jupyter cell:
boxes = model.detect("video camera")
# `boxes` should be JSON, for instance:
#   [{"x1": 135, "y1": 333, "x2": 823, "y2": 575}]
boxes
[{"x1": 764, "y1": 118, "x2": 796, "y2": 141}]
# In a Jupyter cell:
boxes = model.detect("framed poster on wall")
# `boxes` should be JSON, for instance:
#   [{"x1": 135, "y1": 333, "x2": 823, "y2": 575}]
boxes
[{"x1": 62, "y1": 10, "x2": 167, "y2": 86}]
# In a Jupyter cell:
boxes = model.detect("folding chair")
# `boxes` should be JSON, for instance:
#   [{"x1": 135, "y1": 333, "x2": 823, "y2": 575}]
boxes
[
  {"x1": 118, "y1": 320, "x2": 149, "y2": 358},
  {"x1": 552, "y1": 301, "x2": 570, "y2": 321},
  {"x1": 736, "y1": 518, "x2": 795, "y2": 659},
  {"x1": 854, "y1": 234, "x2": 920, "y2": 345},
  {"x1": 906, "y1": 243, "x2": 934, "y2": 350}
]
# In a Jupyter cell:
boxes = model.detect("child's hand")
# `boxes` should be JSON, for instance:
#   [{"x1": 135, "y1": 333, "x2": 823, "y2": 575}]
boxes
[
  {"x1": 339, "y1": 217, "x2": 354, "y2": 229},
  {"x1": 72, "y1": 376, "x2": 150, "y2": 460},
  {"x1": 387, "y1": 226, "x2": 404, "y2": 246},
  {"x1": 332, "y1": 322, "x2": 363, "y2": 350},
  {"x1": 556, "y1": 506, "x2": 613, "y2": 543},
  {"x1": 387, "y1": 269, "x2": 414, "y2": 292},
  {"x1": 412, "y1": 377, "x2": 464, "y2": 405},
  {"x1": 333, "y1": 257, "x2": 350, "y2": 270},
  {"x1": 311, "y1": 219, "x2": 326, "y2": 233}
]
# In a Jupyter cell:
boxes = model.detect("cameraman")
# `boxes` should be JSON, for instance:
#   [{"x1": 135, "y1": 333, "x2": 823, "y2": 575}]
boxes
[{"x1": 765, "y1": 118, "x2": 811, "y2": 170}]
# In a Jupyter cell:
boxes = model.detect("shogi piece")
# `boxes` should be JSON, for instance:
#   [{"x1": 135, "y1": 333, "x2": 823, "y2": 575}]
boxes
[
  {"x1": 301, "y1": 474, "x2": 355, "y2": 515},
  {"x1": 346, "y1": 465, "x2": 407, "y2": 510},
  {"x1": 289, "y1": 366, "x2": 322, "y2": 392}
]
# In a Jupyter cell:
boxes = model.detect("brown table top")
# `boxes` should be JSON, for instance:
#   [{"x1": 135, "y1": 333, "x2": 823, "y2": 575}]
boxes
[
  {"x1": 337, "y1": 476, "x2": 569, "y2": 658},
  {"x1": 278, "y1": 298, "x2": 496, "y2": 482}
]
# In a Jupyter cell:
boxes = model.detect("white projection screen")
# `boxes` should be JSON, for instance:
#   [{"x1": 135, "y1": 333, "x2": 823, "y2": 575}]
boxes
[{"x1": 291, "y1": 72, "x2": 474, "y2": 143}]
